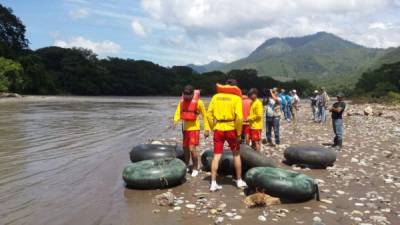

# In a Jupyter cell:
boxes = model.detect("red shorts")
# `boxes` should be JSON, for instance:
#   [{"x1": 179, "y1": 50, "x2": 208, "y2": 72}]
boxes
[
  {"x1": 183, "y1": 130, "x2": 200, "y2": 148},
  {"x1": 242, "y1": 124, "x2": 250, "y2": 135},
  {"x1": 250, "y1": 129, "x2": 262, "y2": 142},
  {"x1": 213, "y1": 130, "x2": 239, "y2": 154}
]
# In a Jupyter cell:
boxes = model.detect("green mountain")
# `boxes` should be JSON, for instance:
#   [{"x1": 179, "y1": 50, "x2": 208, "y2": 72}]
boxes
[
  {"x1": 187, "y1": 60, "x2": 227, "y2": 73},
  {"x1": 221, "y1": 32, "x2": 386, "y2": 80}
]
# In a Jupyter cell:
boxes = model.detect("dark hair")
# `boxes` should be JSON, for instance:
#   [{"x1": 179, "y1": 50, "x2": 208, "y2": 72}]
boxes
[
  {"x1": 225, "y1": 79, "x2": 238, "y2": 86},
  {"x1": 248, "y1": 88, "x2": 259, "y2": 96},
  {"x1": 183, "y1": 85, "x2": 194, "y2": 95},
  {"x1": 242, "y1": 89, "x2": 248, "y2": 95}
]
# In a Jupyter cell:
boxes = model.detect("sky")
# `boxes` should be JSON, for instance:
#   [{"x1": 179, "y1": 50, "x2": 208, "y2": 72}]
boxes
[{"x1": 2, "y1": 0, "x2": 400, "y2": 66}]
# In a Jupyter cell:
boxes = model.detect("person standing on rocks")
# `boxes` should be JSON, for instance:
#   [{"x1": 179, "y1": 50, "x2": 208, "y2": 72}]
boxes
[
  {"x1": 286, "y1": 92, "x2": 293, "y2": 122},
  {"x1": 207, "y1": 79, "x2": 247, "y2": 191},
  {"x1": 264, "y1": 88, "x2": 281, "y2": 147},
  {"x1": 173, "y1": 85, "x2": 210, "y2": 177},
  {"x1": 329, "y1": 93, "x2": 346, "y2": 150},
  {"x1": 291, "y1": 90, "x2": 300, "y2": 124},
  {"x1": 247, "y1": 88, "x2": 263, "y2": 151},
  {"x1": 310, "y1": 90, "x2": 319, "y2": 120},
  {"x1": 279, "y1": 89, "x2": 288, "y2": 120},
  {"x1": 317, "y1": 87, "x2": 330, "y2": 123}
]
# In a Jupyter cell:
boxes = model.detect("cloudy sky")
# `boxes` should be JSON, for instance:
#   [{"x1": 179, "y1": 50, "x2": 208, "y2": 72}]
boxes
[{"x1": 3, "y1": 0, "x2": 400, "y2": 66}]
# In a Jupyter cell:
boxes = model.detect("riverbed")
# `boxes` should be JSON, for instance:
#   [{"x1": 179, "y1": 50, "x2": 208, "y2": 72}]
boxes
[{"x1": 0, "y1": 96, "x2": 399, "y2": 225}]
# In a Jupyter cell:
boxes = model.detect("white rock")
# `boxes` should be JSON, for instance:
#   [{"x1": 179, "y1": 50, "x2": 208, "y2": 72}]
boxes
[
  {"x1": 185, "y1": 204, "x2": 196, "y2": 209},
  {"x1": 214, "y1": 217, "x2": 224, "y2": 224},
  {"x1": 313, "y1": 217, "x2": 322, "y2": 222},
  {"x1": 258, "y1": 215, "x2": 267, "y2": 221},
  {"x1": 173, "y1": 206, "x2": 181, "y2": 211},
  {"x1": 232, "y1": 215, "x2": 242, "y2": 220},
  {"x1": 326, "y1": 209, "x2": 337, "y2": 215}
]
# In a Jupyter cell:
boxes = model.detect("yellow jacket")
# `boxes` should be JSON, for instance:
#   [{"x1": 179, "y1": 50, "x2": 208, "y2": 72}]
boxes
[
  {"x1": 173, "y1": 99, "x2": 210, "y2": 131},
  {"x1": 248, "y1": 98, "x2": 263, "y2": 129},
  {"x1": 207, "y1": 93, "x2": 243, "y2": 136}
]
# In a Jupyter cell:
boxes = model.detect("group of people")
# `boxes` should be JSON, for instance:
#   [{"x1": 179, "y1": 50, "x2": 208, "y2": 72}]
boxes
[
  {"x1": 310, "y1": 87, "x2": 330, "y2": 123},
  {"x1": 278, "y1": 89, "x2": 300, "y2": 123},
  {"x1": 173, "y1": 79, "x2": 346, "y2": 192}
]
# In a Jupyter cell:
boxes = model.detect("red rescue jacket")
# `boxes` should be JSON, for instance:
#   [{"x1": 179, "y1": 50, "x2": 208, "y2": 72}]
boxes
[{"x1": 180, "y1": 90, "x2": 200, "y2": 121}]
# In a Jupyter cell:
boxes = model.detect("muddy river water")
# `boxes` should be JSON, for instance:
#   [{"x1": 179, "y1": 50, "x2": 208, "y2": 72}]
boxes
[
  {"x1": 1, "y1": 96, "x2": 399, "y2": 225},
  {"x1": 0, "y1": 97, "x2": 185, "y2": 225}
]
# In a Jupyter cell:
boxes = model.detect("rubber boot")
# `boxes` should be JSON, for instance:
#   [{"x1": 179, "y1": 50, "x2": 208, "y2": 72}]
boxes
[
  {"x1": 337, "y1": 140, "x2": 343, "y2": 151},
  {"x1": 331, "y1": 137, "x2": 338, "y2": 147}
]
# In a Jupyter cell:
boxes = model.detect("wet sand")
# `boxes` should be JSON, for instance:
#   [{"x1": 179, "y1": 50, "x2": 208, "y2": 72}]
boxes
[{"x1": 0, "y1": 97, "x2": 399, "y2": 225}]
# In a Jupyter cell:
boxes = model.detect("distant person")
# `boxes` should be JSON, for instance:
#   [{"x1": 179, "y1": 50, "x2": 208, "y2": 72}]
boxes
[
  {"x1": 173, "y1": 85, "x2": 210, "y2": 177},
  {"x1": 247, "y1": 88, "x2": 263, "y2": 151},
  {"x1": 207, "y1": 79, "x2": 247, "y2": 191},
  {"x1": 279, "y1": 89, "x2": 288, "y2": 120},
  {"x1": 265, "y1": 88, "x2": 281, "y2": 146},
  {"x1": 241, "y1": 89, "x2": 252, "y2": 145},
  {"x1": 310, "y1": 90, "x2": 319, "y2": 120},
  {"x1": 329, "y1": 93, "x2": 346, "y2": 150},
  {"x1": 286, "y1": 92, "x2": 293, "y2": 122},
  {"x1": 291, "y1": 90, "x2": 300, "y2": 123},
  {"x1": 316, "y1": 87, "x2": 329, "y2": 123}
]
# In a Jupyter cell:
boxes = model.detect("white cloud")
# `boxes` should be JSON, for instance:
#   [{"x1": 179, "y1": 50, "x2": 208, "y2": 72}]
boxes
[
  {"x1": 54, "y1": 36, "x2": 121, "y2": 55},
  {"x1": 131, "y1": 19, "x2": 147, "y2": 37},
  {"x1": 69, "y1": 8, "x2": 89, "y2": 19},
  {"x1": 139, "y1": 0, "x2": 400, "y2": 64}
]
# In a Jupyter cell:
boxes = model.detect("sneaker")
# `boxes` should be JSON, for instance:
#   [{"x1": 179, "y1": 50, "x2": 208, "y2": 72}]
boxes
[
  {"x1": 210, "y1": 182, "x2": 222, "y2": 192},
  {"x1": 191, "y1": 169, "x2": 199, "y2": 177},
  {"x1": 236, "y1": 179, "x2": 247, "y2": 189}
]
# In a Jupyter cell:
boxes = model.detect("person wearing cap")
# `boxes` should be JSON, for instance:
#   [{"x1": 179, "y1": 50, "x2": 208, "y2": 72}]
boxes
[
  {"x1": 316, "y1": 87, "x2": 330, "y2": 123},
  {"x1": 207, "y1": 79, "x2": 247, "y2": 191},
  {"x1": 329, "y1": 93, "x2": 346, "y2": 150},
  {"x1": 247, "y1": 88, "x2": 263, "y2": 151},
  {"x1": 310, "y1": 90, "x2": 319, "y2": 121},
  {"x1": 264, "y1": 88, "x2": 281, "y2": 146},
  {"x1": 291, "y1": 90, "x2": 300, "y2": 124},
  {"x1": 173, "y1": 85, "x2": 210, "y2": 177}
]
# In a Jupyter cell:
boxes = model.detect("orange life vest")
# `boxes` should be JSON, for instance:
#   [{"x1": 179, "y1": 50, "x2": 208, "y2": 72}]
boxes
[
  {"x1": 242, "y1": 95, "x2": 251, "y2": 120},
  {"x1": 216, "y1": 83, "x2": 242, "y2": 96},
  {"x1": 180, "y1": 90, "x2": 200, "y2": 121}
]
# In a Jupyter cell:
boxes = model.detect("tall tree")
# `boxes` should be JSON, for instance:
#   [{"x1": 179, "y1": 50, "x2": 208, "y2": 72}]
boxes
[{"x1": 0, "y1": 4, "x2": 29, "y2": 54}]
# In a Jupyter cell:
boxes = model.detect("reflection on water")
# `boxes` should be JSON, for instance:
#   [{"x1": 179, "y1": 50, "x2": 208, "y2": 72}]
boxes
[{"x1": 0, "y1": 97, "x2": 180, "y2": 225}]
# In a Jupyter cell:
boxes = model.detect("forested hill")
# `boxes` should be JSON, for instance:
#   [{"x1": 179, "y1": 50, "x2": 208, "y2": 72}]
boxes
[
  {"x1": 192, "y1": 32, "x2": 387, "y2": 81},
  {"x1": 0, "y1": 4, "x2": 316, "y2": 97}
]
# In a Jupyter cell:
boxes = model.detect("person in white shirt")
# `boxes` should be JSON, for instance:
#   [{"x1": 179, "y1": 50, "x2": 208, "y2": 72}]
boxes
[{"x1": 291, "y1": 90, "x2": 300, "y2": 123}]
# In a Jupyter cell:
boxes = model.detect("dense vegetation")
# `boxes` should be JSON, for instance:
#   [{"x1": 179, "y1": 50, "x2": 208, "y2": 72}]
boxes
[
  {"x1": 0, "y1": 4, "x2": 316, "y2": 97},
  {"x1": 353, "y1": 62, "x2": 400, "y2": 103}
]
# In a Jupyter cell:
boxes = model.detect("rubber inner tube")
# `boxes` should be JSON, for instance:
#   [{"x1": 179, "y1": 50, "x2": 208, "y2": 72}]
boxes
[
  {"x1": 130, "y1": 144, "x2": 184, "y2": 162},
  {"x1": 123, "y1": 158, "x2": 186, "y2": 189},
  {"x1": 245, "y1": 167, "x2": 318, "y2": 202},
  {"x1": 245, "y1": 167, "x2": 317, "y2": 201},
  {"x1": 284, "y1": 145, "x2": 337, "y2": 168},
  {"x1": 240, "y1": 144, "x2": 276, "y2": 170},
  {"x1": 201, "y1": 150, "x2": 235, "y2": 175}
]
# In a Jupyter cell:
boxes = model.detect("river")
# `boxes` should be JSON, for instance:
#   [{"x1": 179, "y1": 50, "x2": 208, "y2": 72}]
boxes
[{"x1": 0, "y1": 96, "x2": 184, "y2": 225}]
